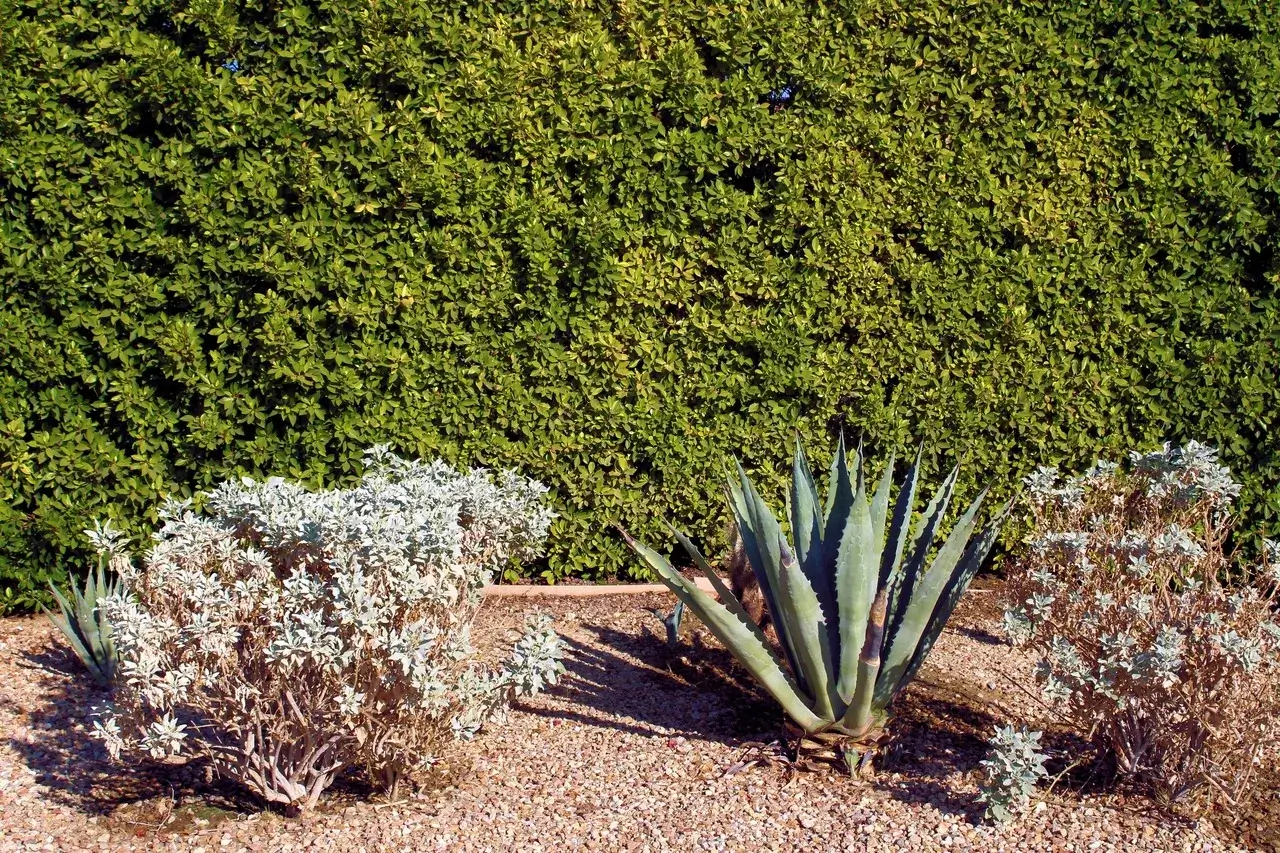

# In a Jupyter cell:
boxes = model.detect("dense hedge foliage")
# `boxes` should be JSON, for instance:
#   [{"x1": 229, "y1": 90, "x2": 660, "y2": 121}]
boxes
[{"x1": 2, "y1": 0, "x2": 1277, "y2": 608}]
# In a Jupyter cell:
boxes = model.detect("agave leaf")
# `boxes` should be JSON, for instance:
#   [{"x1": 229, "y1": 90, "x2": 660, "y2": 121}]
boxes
[
  {"x1": 96, "y1": 565, "x2": 120, "y2": 682},
  {"x1": 792, "y1": 440, "x2": 822, "y2": 528},
  {"x1": 822, "y1": 436, "x2": 856, "y2": 660},
  {"x1": 824, "y1": 435, "x2": 855, "y2": 607},
  {"x1": 823, "y1": 433, "x2": 854, "y2": 532},
  {"x1": 868, "y1": 448, "x2": 896, "y2": 556},
  {"x1": 839, "y1": 587, "x2": 887, "y2": 735},
  {"x1": 874, "y1": 488, "x2": 986, "y2": 708},
  {"x1": 44, "y1": 575, "x2": 112, "y2": 686},
  {"x1": 791, "y1": 442, "x2": 838, "y2": 656},
  {"x1": 74, "y1": 581, "x2": 97, "y2": 637},
  {"x1": 729, "y1": 462, "x2": 808, "y2": 692},
  {"x1": 725, "y1": 473, "x2": 768, "y2": 588},
  {"x1": 906, "y1": 464, "x2": 961, "y2": 570},
  {"x1": 46, "y1": 580, "x2": 75, "y2": 623},
  {"x1": 725, "y1": 468, "x2": 801, "y2": 683},
  {"x1": 877, "y1": 448, "x2": 922, "y2": 656},
  {"x1": 80, "y1": 567, "x2": 113, "y2": 672},
  {"x1": 45, "y1": 595, "x2": 96, "y2": 672},
  {"x1": 883, "y1": 461, "x2": 956, "y2": 658},
  {"x1": 619, "y1": 528, "x2": 826, "y2": 732},
  {"x1": 651, "y1": 602, "x2": 684, "y2": 647},
  {"x1": 669, "y1": 525, "x2": 766, "y2": 644},
  {"x1": 890, "y1": 500, "x2": 1012, "y2": 700},
  {"x1": 777, "y1": 537, "x2": 839, "y2": 720},
  {"x1": 878, "y1": 447, "x2": 922, "y2": 596},
  {"x1": 834, "y1": 447, "x2": 876, "y2": 703}
]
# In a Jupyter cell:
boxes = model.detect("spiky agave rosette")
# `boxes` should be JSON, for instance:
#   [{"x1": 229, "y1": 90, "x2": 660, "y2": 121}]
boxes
[
  {"x1": 44, "y1": 521, "x2": 127, "y2": 687},
  {"x1": 622, "y1": 438, "x2": 1009, "y2": 772}
]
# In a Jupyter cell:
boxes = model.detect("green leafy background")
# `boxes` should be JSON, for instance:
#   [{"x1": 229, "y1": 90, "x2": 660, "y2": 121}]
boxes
[{"x1": 2, "y1": 0, "x2": 1277, "y2": 609}]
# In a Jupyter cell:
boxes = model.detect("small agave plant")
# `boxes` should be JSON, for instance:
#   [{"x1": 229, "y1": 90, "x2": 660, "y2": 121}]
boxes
[
  {"x1": 44, "y1": 527, "x2": 125, "y2": 687},
  {"x1": 621, "y1": 438, "x2": 1009, "y2": 769},
  {"x1": 650, "y1": 600, "x2": 686, "y2": 648}
]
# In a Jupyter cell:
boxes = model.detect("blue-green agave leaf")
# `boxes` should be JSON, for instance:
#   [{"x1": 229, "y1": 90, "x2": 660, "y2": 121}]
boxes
[
  {"x1": 869, "y1": 448, "x2": 896, "y2": 558},
  {"x1": 620, "y1": 528, "x2": 826, "y2": 731},
  {"x1": 839, "y1": 587, "x2": 887, "y2": 735},
  {"x1": 874, "y1": 487, "x2": 986, "y2": 708},
  {"x1": 727, "y1": 462, "x2": 804, "y2": 690},
  {"x1": 791, "y1": 441, "x2": 836, "y2": 634},
  {"x1": 669, "y1": 525, "x2": 766, "y2": 641},
  {"x1": 883, "y1": 461, "x2": 956, "y2": 659},
  {"x1": 777, "y1": 537, "x2": 839, "y2": 719},
  {"x1": 834, "y1": 444, "x2": 877, "y2": 704},
  {"x1": 889, "y1": 500, "x2": 1012, "y2": 700},
  {"x1": 823, "y1": 434, "x2": 854, "y2": 533},
  {"x1": 44, "y1": 564, "x2": 118, "y2": 687}
]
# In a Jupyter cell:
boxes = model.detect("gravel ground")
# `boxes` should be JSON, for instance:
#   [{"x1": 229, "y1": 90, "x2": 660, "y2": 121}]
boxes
[{"x1": 0, "y1": 582, "x2": 1268, "y2": 852}]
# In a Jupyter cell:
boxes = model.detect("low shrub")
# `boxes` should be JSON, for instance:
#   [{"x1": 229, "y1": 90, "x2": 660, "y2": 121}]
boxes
[
  {"x1": 977, "y1": 725, "x2": 1048, "y2": 824},
  {"x1": 1007, "y1": 442, "x2": 1280, "y2": 809},
  {"x1": 94, "y1": 447, "x2": 563, "y2": 811}
]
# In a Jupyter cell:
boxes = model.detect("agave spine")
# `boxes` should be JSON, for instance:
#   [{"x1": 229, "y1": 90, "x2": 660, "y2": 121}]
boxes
[{"x1": 622, "y1": 437, "x2": 1009, "y2": 740}]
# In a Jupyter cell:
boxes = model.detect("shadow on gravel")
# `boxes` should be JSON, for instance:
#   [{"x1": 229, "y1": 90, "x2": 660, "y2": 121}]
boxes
[
  {"x1": 950, "y1": 625, "x2": 1004, "y2": 646},
  {"x1": 882, "y1": 668, "x2": 1109, "y2": 823},
  {"x1": 11, "y1": 643, "x2": 183, "y2": 815},
  {"x1": 878, "y1": 685, "x2": 1006, "y2": 821},
  {"x1": 535, "y1": 623, "x2": 780, "y2": 745},
  {"x1": 9, "y1": 640, "x2": 265, "y2": 824},
  {"x1": 540, "y1": 619, "x2": 1063, "y2": 824}
]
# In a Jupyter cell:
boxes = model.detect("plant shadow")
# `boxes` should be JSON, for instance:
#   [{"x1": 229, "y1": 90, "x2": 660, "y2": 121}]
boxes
[
  {"x1": 9, "y1": 641, "x2": 261, "y2": 824},
  {"x1": 541, "y1": 618, "x2": 1062, "y2": 824},
  {"x1": 534, "y1": 622, "x2": 782, "y2": 746},
  {"x1": 874, "y1": 675, "x2": 1012, "y2": 821},
  {"x1": 951, "y1": 625, "x2": 1004, "y2": 647}
]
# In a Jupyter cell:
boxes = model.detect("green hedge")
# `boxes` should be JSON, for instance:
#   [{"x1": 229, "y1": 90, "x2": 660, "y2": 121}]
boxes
[{"x1": 2, "y1": 0, "x2": 1278, "y2": 609}]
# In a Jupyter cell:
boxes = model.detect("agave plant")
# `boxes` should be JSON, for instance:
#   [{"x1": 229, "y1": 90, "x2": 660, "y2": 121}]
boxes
[
  {"x1": 650, "y1": 600, "x2": 686, "y2": 648},
  {"x1": 44, "y1": 555, "x2": 122, "y2": 687},
  {"x1": 621, "y1": 438, "x2": 1009, "y2": 763}
]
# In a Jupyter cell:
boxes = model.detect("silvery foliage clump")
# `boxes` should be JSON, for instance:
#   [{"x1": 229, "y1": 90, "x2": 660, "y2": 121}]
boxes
[
  {"x1": 977, "y1": 725, "x2": 1048, "y2": 824},
  {"x1": 92, "y1": 447, "x2": 561, "y2": 811},
  {"x1": 1000, "y1": 606, "x2": 1034, "y2": 646},
  {"x1": 1127, "y1": 441, "x2": 1242, "y2": 508},
  {"x1": 448, "y1": 613, "x2": 564, "y2": 742},
  {"x1": 1010, "y1": 442, "x2": 1280, "y2": 808}
]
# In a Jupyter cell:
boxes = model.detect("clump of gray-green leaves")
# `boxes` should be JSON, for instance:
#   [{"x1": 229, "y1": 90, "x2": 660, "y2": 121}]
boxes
[
  {"x1": 92, "y1": 447, "x2": 563, "y2": 811},
  {"x1": 977, "y1": 725, "x2": 1048, "y2": 823},
  {"x1": 1008, "y1": 441, "x2": 1280, "y2": 809},
  {"x1": 623, "y1": 437, "x2": 1009, "y2": 765}
]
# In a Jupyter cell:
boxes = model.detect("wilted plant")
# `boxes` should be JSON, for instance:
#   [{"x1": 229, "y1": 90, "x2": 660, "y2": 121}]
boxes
[
  {"x1": 623, "y1": 438, "x2": 1009, "y2": 768},
  {"x1": 977, "y1": 725, "x2": 1048, "y2": 824},
  {"x1": 1008, "y1": 442, "x2": 1280, "y2": 809},
  {"x1": 94, "y1": 447, "x2": 563, "y2": 811},
  {"x1": 44, "y1": 522, "x2": 126, "y2": 687}
]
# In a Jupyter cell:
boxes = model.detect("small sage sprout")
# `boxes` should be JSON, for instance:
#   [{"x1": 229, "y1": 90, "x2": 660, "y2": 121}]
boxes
[{"x1": 978, "y1": 726, "x2": 1048, "y2": 824}]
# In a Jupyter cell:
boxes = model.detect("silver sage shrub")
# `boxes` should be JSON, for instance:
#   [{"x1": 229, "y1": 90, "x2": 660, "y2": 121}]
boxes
[
  {"x1": 1007, "y1": 442, "x2": 1280, "y2": 810},
  {"x1": 93, "y1": 447, "x2": 563, "y2": 810}
]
